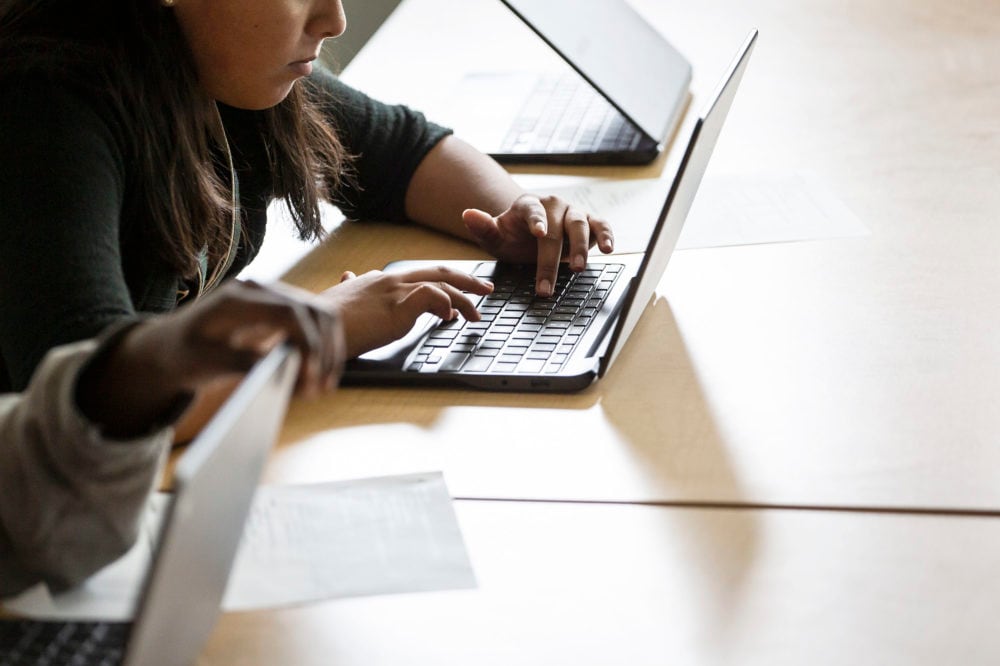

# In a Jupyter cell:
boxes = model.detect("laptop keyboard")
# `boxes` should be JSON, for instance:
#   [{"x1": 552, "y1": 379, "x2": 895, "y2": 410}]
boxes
[
  {"x1": 0, "y1": 620, "x2": 130, "y2": 666},
  {"x1": 500, "y1": 72, "x2": 642, "y2": 154},
  {"x1": 407, "y1": 263, "x2": 623, "y2": 375}
]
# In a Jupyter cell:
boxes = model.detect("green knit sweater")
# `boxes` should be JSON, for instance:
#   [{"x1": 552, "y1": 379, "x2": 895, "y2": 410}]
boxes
[{"x1": 0, "y1": 67, "x2": 451, "y2": 391}]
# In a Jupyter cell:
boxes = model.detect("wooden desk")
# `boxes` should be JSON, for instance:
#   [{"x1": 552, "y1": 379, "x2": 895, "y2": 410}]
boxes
[
  {"x1": 208, "y1": 2, "x2": 1000, "y2": 661},
  {"x1": 6, "y1": 4, "x2": 999, "y2": 664},
  {"x1": 248, "y1": 0, "x2": 1000, "y2": 512},
  {"x1": 200, "y1": 500, "x2": 1000, "y2": 665}
]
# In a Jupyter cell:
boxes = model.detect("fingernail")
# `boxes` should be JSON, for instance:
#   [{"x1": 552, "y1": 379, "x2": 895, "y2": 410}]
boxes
[
  {"x1": 572, "y1": 254, "x2": 585, "y2": 271},
  {"x1": 538, "y1": 279, "x2": 552, "y2": 296},
  {"x1": 603, "y1": 233, "x2": 614, "y2": 251}
]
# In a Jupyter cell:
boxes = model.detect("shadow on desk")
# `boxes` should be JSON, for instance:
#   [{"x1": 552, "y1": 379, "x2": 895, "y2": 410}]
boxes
[
  {"x1": 272, "y1": 293, "x2": 748, "y2": 507},
  {"x1": 601, "y1": 296, "x2": 760, "y2": 628},
  {"x1": 600, "y1": 296, "x2": 746, "y2": 501},
  {"x1": 266, "y1": 293, "x2": 761, "y2": 624}
]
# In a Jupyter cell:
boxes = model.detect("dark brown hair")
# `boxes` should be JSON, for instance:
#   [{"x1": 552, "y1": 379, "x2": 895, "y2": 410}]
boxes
[{"x1": 0, "y1": 0, "x2": 350, "y2": 278}]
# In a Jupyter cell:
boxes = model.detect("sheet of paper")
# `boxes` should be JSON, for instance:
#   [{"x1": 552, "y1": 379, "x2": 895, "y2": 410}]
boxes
[
  {"x1": 223, "y1": 471, "x2": 476, "y2": 610},
  {"x1": 3, "y1": 472, "x2": 475, "y2": 620},
  {"x1": 540, "y1": 170, "x2": 870, "y2": 254}
]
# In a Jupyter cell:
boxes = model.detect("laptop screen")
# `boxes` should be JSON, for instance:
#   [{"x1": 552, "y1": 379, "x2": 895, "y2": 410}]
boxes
[
  {"x1": 599, "y1": 31, "x2": 758, "y2": 376},
  {"x1": 500, "y1": 0, "x2": 692, "y2": 142}
]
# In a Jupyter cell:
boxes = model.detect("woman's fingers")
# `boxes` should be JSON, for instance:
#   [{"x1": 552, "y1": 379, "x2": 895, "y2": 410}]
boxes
[
  {"x1": 321, "y1": 266, "x2": 493, "y2": 359},
  {"x1": 236, "y1": 296, "x2": 325, "y2": 395},
  {"x1": 390, "y1": 267, "x2": 492, "y2": 320},
  {"x1": 531, "y1": 196, "x2": 566, "y2": 297},
  {"x1": 261, "y1": 280, "x2": 344, "y2": 391},
  {"x1": 514, "y1": 195, "x2": 550, "y2": 238},
  {"x1": 462, "y1": 208, "x2": 505, "y2": 251},
  {"x1": 563, "y1": 205, "x2": 591, "y2": 271},
  {"x1": 401, "y1": 265, "x2": 494, "y2": 296},
  {"x1": 589, "y1": 214, "x2": 615, "y2": 254},
  {"x1": 466, "y1": 194, "x2": 616, "y2": 298},
  {"x1": 190, "y1": 281, "x2": 343, "y2": 397}
]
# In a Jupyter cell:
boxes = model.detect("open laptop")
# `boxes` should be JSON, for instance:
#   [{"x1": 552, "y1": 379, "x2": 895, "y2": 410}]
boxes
[
  {"x1": 444, "y1": 0, "x2": 692, "y2": 165},
  {"x1": 0, "y1": 345, "x2": 300, "y2": 666},
  {"x1": 344, "y1": 30, "x2": 758, "y2": 392}
]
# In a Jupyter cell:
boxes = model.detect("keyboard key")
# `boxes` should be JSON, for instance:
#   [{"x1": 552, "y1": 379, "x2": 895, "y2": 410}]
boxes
[
  {"x1": 428, "y1": 329, "x2": 459, "y2": 339},
  {"x1": 440, "y1": 352, "x2": 470, "y2": 372},
  {"x1": 517, "y1": 359, "x2": 546, "y2": 373},
  {"x1": 464, "y1": 356, "x2": 494, "y2": 372}
]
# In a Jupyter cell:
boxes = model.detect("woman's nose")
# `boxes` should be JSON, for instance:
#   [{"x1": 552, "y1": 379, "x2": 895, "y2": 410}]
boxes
[{"x1": 311, "y1": 0, "x2": 347, "y2": 40}]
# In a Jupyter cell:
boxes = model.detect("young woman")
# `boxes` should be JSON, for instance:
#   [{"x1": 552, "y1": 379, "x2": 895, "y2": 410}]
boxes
[
  {"x1": 0, "y1": 279, "x2": 343, "y2": 596},
  {"x1": 0, "y1": 0, "x2": 615, "y2": 393}
]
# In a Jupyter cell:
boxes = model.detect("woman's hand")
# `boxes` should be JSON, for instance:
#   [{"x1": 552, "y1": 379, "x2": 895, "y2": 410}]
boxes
[
  {"x1": 131, "y1": 280, "x2": 343, "y2": 398},
  {"x1": 462, "y1": 194, "x2": 615, "y2": 297},
  {"x1": 77, "y1": 280, "x2": 345, "y2": 438},
  {"x1": 320, "y1": 266, "x2": 494, "y2": 359}
]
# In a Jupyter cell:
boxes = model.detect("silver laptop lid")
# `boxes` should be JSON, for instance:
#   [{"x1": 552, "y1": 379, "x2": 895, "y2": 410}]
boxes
[
  {"x1": 599, "y1": 30, "x2": 758, "y2": 377},
  {"x1": 123, "y1": 345, "x2": 300, "y2": 666},
  {"x1": 500, "y1": 0, "x2": 692, "y2": 143}
]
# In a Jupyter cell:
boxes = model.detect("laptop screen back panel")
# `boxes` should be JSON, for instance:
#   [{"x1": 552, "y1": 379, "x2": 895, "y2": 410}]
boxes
[
  {"x1": 500, "y1": 0, "x2": 692, "y2": 144},
  {"x1": 123, "y1": 346, "x2": 300, "y2": 666}
]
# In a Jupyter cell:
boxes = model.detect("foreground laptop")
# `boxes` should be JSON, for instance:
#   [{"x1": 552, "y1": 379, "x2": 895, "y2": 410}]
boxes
[
  {"x1": 443, "y1": 0, "x2": 692, "y2": 166},
  {"x1": 344, "y1": 31, "x2": 758, "y2": 392},
  {"x1": 0, "y1": 345, "x2": 300, "y2": 666}
]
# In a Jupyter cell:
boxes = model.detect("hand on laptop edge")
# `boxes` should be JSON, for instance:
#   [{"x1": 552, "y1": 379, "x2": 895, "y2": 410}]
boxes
[
  {"x1": 76, "y1": 280, "x2": 345, "y2": 439},
  {"x1": 462, "y1": 193, "x2": 615, "y2": 297}
]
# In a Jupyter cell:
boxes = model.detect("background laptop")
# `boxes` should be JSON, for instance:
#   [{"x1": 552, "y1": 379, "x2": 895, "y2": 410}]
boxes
[
  {"x1": 444, "y1": 0, "x2": 693, "y2": 165},
  {"x1": 344, "y1": 30, "x2": 758, "y2": 392},
  {"x1": 0, "y1": 345, "x2": 300, "y2": 666}
]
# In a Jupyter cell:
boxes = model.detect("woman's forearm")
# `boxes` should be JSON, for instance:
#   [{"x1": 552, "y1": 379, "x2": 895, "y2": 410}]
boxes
[{"x1": 404, "y1": 135, "x2": 523, "y2": 239}]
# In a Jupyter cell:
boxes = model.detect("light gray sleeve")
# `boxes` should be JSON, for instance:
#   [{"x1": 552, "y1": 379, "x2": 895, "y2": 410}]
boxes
[{"x1": 0, "y1": 340, "x2": 171, "y2": 597}]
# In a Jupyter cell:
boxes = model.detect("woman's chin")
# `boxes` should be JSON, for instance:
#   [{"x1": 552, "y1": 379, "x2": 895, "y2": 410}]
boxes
[{"x1": 214, "y1": 83, "x2": 296, "y2": 111}]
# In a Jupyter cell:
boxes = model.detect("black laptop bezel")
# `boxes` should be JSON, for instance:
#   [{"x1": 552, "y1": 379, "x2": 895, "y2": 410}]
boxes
[{"x1": 489, "y1": 0, "x2": 692, "y2": 166}]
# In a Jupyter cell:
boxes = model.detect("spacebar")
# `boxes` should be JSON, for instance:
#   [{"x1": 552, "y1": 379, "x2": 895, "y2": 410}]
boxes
[{"x1": 440, "y1": 352, "x2": 470, "y2": 372}]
